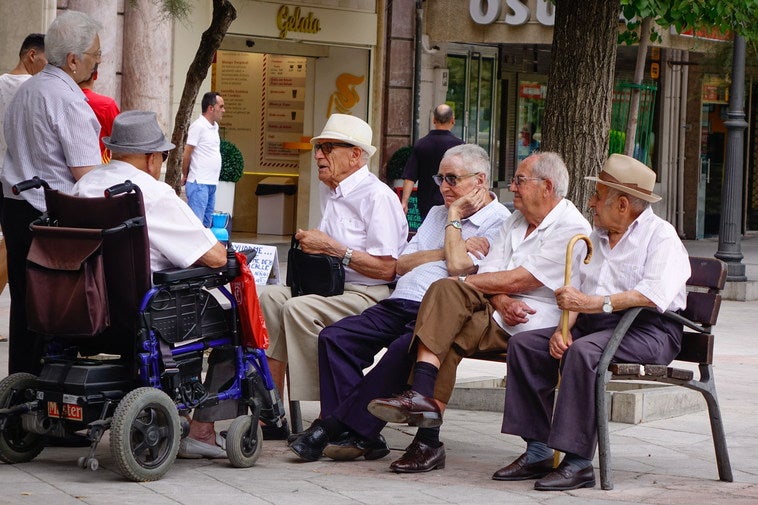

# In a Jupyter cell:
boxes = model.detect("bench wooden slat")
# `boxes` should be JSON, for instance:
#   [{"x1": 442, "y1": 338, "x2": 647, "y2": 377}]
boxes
[
  {"x1": 676, "y1": 331, "x2": 714, "y2": 364},
  {"x1": 681, "y1": 291, "x2": 721, "y2": 326}
]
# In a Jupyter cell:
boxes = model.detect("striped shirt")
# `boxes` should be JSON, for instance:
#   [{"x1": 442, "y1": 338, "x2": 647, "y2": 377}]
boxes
[
  {"x1": 2, "y1": 64, "x2": 101, "y2": 211},
  {"x1": 391, "y1": 195, "x2": 511, "y2": 302}
]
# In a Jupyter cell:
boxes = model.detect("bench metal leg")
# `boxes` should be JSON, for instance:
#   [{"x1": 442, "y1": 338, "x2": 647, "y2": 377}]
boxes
[
  {"x1": 596, "y1": 369, "x2": 614, "y2": 490},
  {"x1": 689, "y1": 364, "x2": 733, "y2": 482},
  {"x1": 289, "y1": 399, "x2": 303, "y2": 434}
]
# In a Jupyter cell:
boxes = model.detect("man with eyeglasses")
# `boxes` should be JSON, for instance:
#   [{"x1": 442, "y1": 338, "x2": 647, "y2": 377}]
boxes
[
  {"x1": 367, "y1": 152, "x2": 591, "y2": 473},
  {"x1": 182, "y1": 91, "x2": 225, "y2": 227},
  {"x1": 286, "y1": 144, "x2": 510, "y2": 462},
  {"x1": 400, "y1": 104, "x2": 463, "y2": 218},
  {"x1": 175, "y1": 114, "x2": 408, "y2": 457}
]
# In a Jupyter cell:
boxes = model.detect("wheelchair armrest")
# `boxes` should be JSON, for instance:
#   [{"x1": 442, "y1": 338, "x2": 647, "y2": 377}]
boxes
[{"x1": 152, "y1": 265, "x2": 227, "y2": 284}]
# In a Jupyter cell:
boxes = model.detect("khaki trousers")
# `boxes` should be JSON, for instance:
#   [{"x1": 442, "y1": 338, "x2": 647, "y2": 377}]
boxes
[
  {"x1": 413, "y1": 278, "x2": 510, "y2": 402},
  {"x1": 261, "y1": 282, "x2": 390, "y2": 401}
]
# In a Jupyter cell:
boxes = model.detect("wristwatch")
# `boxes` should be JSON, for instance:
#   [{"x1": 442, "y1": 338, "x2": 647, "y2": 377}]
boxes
[
  {"x1": 458, "y1": 274, "x2": 468, "y2": 283},
  {"x1": 602, "y1": 295, "x2": 613, "y2": 314},
  {"x1": 446, "y1": 220, "x2": 462, "y2": 230},
  {"x1": 342, "y1": 247, "x2": 353, "y2": 266}
]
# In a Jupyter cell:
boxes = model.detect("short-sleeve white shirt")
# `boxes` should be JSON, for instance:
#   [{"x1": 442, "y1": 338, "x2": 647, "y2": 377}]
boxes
[
  {"x1": 0, "y1": 73, "x2": 31, "y2": 174},
  {"x1": 2, "y1": 65, "x2": 101, "y2": 211},
  {"x1": 186, "y1": 115, "x2": 221, "y2": 185},
  {"x1": 73, "y1": 160, "x2": 218, "y2": 272},
  {"x1": 391, "y1": 196, "x2": 511, "y2": 302},
  {"x1": 319, "y1": 165, "x2": 408, "y2": 286},
  {"x1": 580, "y1": 206, "x2": 690, "y2": 312},
  {"x1": 477, "y1": 198, "x2": 592, "y2": 334}
]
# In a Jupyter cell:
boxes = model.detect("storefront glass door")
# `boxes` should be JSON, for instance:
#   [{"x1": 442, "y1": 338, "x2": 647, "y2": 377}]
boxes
[{"x1": 446, "y1": 49, "x2": 497, "y2": 167}]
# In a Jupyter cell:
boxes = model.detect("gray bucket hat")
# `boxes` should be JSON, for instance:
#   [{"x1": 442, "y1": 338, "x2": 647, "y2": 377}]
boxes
[{"x1": 102, "y1": 110, "x2": 175, "y2": 154}]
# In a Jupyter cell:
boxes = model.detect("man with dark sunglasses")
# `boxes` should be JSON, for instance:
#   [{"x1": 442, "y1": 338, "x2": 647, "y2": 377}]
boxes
[{"x1": 367, "y1": 152, "x2": 591, "y2": 473}]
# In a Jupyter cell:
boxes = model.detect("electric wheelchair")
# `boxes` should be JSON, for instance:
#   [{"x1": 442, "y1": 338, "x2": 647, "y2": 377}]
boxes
[{"x1": 0, "y1": 178, "x2": 286, "y2": 481}]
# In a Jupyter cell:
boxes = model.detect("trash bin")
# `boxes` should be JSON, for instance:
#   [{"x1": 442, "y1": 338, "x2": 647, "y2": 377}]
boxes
[{"x1": 255, "y1": 177, "x2": 297, "y2": 235}]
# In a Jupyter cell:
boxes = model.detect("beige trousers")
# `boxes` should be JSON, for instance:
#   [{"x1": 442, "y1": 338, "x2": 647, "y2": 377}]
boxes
[{"x1": 261, "y1": 282, "x2": 390, "y2": 401}]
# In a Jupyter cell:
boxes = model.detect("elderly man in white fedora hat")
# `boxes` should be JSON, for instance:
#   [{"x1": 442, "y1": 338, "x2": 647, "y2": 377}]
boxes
[
  {"x1": 177, "y1": 114, "x2": 408, "y2": 455},
  {"x1": 73, "y1": 110, "x2": 226, "y2": 271},
  {"x1": 497, "y1": 153, "x2": 690, "y2": 491}
]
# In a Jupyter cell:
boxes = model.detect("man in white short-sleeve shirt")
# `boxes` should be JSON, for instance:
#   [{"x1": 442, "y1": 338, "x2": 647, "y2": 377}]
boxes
[
  {"x1": 182, "y1": 91, "x2": 224, "y2": 227},
  {"x1": 74, "y1": 110, "x2": 226, "y2": 272}
]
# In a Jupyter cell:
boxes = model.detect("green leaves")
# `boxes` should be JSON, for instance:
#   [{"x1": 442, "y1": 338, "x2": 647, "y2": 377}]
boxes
[{"x1": 220, "y1": 140, "x2": 244, "y2": 183}]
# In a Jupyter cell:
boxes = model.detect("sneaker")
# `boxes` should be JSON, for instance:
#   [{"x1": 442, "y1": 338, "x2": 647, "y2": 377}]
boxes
[{"x1": 177, "y1": 437, "x2": 227, "y2": 459}]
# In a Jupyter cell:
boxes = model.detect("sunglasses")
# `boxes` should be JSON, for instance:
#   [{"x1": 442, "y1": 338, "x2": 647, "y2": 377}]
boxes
[
  {"x1": 432, "y1": 172, "x2": 480, "y2": 187},
  {"x1": 313, "y1": 142, "x2": 355, "y2": 155}
]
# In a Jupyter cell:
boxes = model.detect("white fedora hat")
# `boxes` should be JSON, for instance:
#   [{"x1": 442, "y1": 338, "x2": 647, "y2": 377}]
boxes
[
  {"x1": 585, "y1": 154, "x2": 661, "y2": 203},
  {"x1": 310, "y1": 114, "x2": 377, "y2": 158}
]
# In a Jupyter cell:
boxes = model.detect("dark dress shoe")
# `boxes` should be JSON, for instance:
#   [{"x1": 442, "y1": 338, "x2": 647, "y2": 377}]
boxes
[
  {"x1": 534, "y1": 462, "x2": 596, "y2": 491},
  {"x1": 367, "y1": 390, "x2": 442, "y2": 428},
  {"x1": 389, "y1": 440, "x2": 445, "y2": 473},
  {"x1": 323, "y1": 433, "x2": 390, "y2": 461},
  {"x1": 492, "y1": 453, "x2": 554, "y2": 481},
  {"x1": 262, "y1": 419, "x2": 291, "y2": 440},
  {"x1": 288, "y1": 422, "x2": 329, "y2": 462}
]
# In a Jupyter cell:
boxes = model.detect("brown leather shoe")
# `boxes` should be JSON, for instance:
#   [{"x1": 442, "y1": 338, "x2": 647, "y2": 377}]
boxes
[
  {"x1": 492, "y1": 453, "x2": 554, "y2": 481},
  {"x1": 534, "y1": 462, "x2": 596, "y2": 491},
  {"x1": 367, "y1": 390, "x2": 442, "y2": 428},
  {"x1": 389, "y1": 440, "x2": 445, "y2": 473}
]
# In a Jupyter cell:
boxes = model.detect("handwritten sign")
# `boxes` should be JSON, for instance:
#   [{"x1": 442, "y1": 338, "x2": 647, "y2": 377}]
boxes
[{"x1": 232, "y1": 242, "x2": 281, "y2": 286}]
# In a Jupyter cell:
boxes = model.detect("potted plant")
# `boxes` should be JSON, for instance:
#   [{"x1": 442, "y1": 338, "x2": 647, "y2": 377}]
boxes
[
  {"x1": 216, "y1": 139, "x2": 244, "y2": 216},
  {"x1": 385, "y1": 145, "x2": 413, "y2": 188}
]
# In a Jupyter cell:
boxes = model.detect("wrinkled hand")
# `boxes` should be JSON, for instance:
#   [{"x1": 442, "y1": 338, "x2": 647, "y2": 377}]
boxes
[
  {"x1": 449, "y1": 186, "x2": 488, "y2": 219},
  {"x1": 402, "y1": 200, "x2": 409, "y2": 214},
  {"x1": 548, "y1": 328, "x2": 572, "y2": 359},
  {"x1": 555, "y1": 285, "x2": 591, "y2": 312},
  {"x1": 465, "y1": 236, "x2": 490, "y2": 259},
  {"x1": 294, "y1": 228, "x2": 337, "y2": 255},
  {"x1": 490, "y1": 294, "x2": 535, "y2": 327}
]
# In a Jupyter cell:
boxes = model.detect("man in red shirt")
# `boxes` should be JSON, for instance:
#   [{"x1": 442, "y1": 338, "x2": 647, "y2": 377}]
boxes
[{"x1": 79, "y1": 67, "x2": 120, "y2": 162}]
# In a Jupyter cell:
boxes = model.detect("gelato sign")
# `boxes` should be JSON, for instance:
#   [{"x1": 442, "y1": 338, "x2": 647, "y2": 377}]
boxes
[
  {"x1": 276, "y1": 5, "x2": 321, "y2": 39},
  {"x1": 469, "y1": 0, "x2": 555, "y2": 26}
]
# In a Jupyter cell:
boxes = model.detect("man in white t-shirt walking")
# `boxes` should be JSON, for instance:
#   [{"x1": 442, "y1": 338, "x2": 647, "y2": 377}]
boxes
[{"x1": 182, "y1": 91, "x2": 225, "y2": 227}]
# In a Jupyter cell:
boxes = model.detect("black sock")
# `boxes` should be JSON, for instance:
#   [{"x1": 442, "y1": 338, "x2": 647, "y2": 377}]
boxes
[
  {"x1": 319, "y1": 416, "x2": 348, "y2": 441},
  {"x1": 412, "y1": 361, "x2": 438, "y2": 398},
  {"x1": 415, "y1": 427, "x2": 442, "y2": 448}
]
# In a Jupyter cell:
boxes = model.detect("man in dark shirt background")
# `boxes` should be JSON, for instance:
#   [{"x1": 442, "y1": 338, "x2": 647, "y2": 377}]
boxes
[{"x1": 401, "y1": 104, "x2": 464, "y2": 219}]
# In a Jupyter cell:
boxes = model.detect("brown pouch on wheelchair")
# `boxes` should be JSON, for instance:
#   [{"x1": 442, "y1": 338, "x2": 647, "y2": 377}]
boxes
[
  {"x1": 26, "y1": 227, "x2": 110, "y2": 337},
  {"x1": 286, "y1": 236, "x2": 345, "y2": 297}
]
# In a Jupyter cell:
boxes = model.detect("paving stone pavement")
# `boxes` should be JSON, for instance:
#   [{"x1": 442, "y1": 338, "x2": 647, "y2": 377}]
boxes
[{"x1": 1, "y1": 237, "x2": 758, "y2": 504}]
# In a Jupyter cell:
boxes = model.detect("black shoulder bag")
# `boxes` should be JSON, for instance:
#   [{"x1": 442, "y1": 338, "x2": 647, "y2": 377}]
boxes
[{"x1": 286, "y1": 236, "x2": 345, "y2": 297}]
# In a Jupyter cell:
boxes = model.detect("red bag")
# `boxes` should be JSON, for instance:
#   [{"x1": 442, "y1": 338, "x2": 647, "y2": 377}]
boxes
[{"x1": 230, "y1": 251, "x2": 270, "y2": 349}]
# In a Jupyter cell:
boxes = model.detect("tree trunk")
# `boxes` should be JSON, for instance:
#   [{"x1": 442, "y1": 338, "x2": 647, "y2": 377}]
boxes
[
  {"x1": 165, "y1": 0, "x2": 237, "y2": 193},
  {"x1": 541, "y1": 0, "x2": 621, "y2": 212},
  {"x1": 624, "y1": 17, "x2": 652, "y2": 157}
]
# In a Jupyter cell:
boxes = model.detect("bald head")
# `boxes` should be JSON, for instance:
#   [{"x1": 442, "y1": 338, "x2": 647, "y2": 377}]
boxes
[{"x1": 433, "y1": 104, "x2": 455, "y2": 130}]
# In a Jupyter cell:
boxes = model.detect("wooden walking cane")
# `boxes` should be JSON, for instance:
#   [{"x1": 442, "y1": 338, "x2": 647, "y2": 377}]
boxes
[{"x1": 553, "y1": 234, "x2": 593, "y2": 468}]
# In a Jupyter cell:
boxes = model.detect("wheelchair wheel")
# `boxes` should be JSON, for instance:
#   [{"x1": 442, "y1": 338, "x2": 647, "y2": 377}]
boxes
[
  {"x1": 109, "y1": 387, "x2": 180, "y2": 482},
  {"x1": 0, "y1": 373, "x2": 45, "y2": 464},
  {"x1": 226, "y1": 415, "x2": 263, "y2": 468}
]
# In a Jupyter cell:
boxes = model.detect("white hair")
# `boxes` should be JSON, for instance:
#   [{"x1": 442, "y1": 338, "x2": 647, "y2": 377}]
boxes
[{"x1": 45, "y1": 11, "x2": 101, "y2": 67}]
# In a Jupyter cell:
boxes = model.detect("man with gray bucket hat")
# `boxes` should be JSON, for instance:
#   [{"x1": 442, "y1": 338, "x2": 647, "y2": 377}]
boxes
[{"x1": 73, "y1": 110, "x2": 226, "y2": 271}]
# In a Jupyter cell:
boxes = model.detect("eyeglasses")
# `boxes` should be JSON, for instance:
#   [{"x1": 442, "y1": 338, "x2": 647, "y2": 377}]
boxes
[
  {"x1": 432, "y1": 172, "x2": 480, "y2": 186},
  {"x1": 146, "y1": 151, "x2": 169, "y2": 161},
  {"x1": 83, "y1": 49, "x2": 102, "y2": 59},
  {"x1": 510, "y1": 175, "x2": 544, "y2": 186},
  {"x1": 313, "y1": 142, "x2": 354, "y2": 155}
]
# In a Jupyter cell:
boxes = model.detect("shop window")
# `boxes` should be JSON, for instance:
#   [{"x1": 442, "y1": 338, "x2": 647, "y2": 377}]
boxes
[
  {"x1": 609, "y1": 81, "x2": 658, "y2": 166},
  {"x1": 516, "y1": 80, "x2": 545, "y2": 162}
]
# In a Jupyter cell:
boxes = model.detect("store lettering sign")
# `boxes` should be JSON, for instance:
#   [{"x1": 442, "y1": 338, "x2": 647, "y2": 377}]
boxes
[
  {"x1": 276, "y1": 5, "x2": 322, "y2": 39},
  {"x1": 469, "y1": 0, "x2": 554, "y2": 26}
]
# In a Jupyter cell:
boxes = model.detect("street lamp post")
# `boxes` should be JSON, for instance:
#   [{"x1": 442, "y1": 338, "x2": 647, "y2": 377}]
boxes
[{"x1": 715, "y1": 34, "x2": 748, "y2": 281}]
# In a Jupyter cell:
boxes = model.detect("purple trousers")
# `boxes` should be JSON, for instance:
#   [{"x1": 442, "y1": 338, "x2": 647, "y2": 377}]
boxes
[
  {"x1": 318, "y1": 298, "x2": 419, "y2": 439},
  {"x1": 501, "y1": 311, "x2": 682, "y2": 460}
]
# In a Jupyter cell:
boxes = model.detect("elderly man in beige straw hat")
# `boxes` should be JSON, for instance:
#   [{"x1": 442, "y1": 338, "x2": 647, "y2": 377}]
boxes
[{"x1": 496, "y1": 153, "x2": 691, "y2": 491}]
